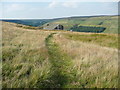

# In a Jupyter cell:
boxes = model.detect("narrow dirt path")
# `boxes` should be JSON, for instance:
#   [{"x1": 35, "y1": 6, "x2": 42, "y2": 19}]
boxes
[{"x1": 43, "y1": 33, "x2": 76, "y2": 88}]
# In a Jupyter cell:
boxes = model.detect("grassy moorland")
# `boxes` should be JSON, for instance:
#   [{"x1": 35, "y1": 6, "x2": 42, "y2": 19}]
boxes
[
  {"x1": 46, "y1": 16, "x2": 118, "y2": 34},
  {"x1": 54, "y1": 32, "x2": 118, "y2": 88},
  {"x1": 64, "y1": 33, "x2": 118, "y2": 48},
  {"x1": 2, "y1": 21, "x2": 118, "y2": 88},
  {"x1": 2, "y1": 22, "x2": 52, "y2": 88},
  {"x1": 3, "y1": 16, "x2": 118, "y2": 34}
]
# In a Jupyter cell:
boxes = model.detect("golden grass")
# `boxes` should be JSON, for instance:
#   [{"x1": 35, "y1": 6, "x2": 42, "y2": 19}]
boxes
[
  {"x1": 2, "y1": 21, "x2": 118, "y2": 88},
  {"x1": 53, "y1": 33, "x2": 118, "y2": 88},
  {"x1": 2, "y1": 21, "x2": 53, "y2": 88}
]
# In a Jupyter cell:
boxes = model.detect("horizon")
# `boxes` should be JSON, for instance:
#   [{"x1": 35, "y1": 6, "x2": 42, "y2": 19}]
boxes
[{"x1": 0, "y1": 14, "x2": 118, "y2": 20}]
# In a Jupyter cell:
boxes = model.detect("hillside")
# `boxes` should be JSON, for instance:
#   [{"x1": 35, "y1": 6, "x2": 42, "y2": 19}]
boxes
[
  {"x1": 2, "y1": 19, "x2": 53, "y2": 27},
  {"x1": 2, "y1": 21, "x2": 118, "y2": 88},
  {"x1": 45, "y1": 16, "x2": 118, "y2": 34},
  {"x1": 2, "y1": 15, "x2": 118, "y2": 34}
]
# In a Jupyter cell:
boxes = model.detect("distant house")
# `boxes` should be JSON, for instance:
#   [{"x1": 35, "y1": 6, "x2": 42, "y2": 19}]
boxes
[{"x1": 43, "y1": 24, "x2": 64, "y2": 30}]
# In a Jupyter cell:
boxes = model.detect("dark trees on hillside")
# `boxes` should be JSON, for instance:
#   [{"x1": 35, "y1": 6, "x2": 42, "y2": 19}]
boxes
[{"x1": 70, "y1": 25, "x2": 106, "y2": 33}]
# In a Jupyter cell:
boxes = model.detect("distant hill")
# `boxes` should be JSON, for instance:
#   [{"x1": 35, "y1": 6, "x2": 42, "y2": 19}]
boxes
[
  {"x1": 2, "y1": 19, "x2": 54, "y2": 27},
  {"x1": 2, "y1": 15, "x2": 118, "y2": 33},
  {"x1": 45, "y1": 15, "x2": 118, "y2": 34}
]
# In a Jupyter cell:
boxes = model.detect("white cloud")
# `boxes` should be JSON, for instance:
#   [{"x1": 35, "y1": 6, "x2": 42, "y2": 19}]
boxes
[
  {"x1": 62, "y1": 2, "x2": 78, "y2": 8},
  {"x1": 3, "y1": 4, "x2": 26, "y2": 13},
  {"x1": 48, "y1": 1, "x2": 59, "y2": 8},
  {"x1": 10, "y1": 4, "x2": 23, "y2": 11},
  {"x1": 48, "y1": 1, "x2": 78, "y2": 8}
]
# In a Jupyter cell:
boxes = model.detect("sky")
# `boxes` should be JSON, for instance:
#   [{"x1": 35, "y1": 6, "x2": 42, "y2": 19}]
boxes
[{"x1": 0, "y1": 0, "x2": 119, "y2": 19}]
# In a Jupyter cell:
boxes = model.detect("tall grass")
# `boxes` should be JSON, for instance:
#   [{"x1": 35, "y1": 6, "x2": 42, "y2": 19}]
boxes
[
  {"x1": 2, "y1": 22, "x2": 52, "y2": 88},
  {"x1": 44, "y1": 33, "x2": 78, "y2": 88},
  {"x1": 64, "y1": 33, "x2": 118, "y2": 48},
  {"x1": 2, "y1": 21, "x2": 118, "y2": 88},
  {"x1": 54, "y1": 33, "x2": 118, "y2": 88}
]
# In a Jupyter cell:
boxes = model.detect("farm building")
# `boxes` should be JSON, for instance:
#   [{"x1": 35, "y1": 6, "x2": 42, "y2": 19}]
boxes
[{"x1": 43, "y1": 24, "x2": 64, "y2": 30}]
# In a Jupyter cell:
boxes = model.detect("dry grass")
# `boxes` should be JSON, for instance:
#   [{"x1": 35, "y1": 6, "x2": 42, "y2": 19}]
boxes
[
  {"x1": 2, "y1": 21, "x2": 53, "y2": 88},
  {"x1": 64, "y1": 32, "x2": 118, "y2": 48},
  {"x1": 2, "y1": 21, "x2": 118, "y2": 88},
  {"x1": 53, "y1": 33, "x2": 118, "y2": 88}
]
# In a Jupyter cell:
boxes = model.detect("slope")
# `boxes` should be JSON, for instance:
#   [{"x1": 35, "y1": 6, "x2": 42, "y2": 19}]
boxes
[
  {"x1": 2, "y1": 21, "x2": 118, "y2": 88},
  {"x1": 44, "y1": 16, "x2": 118, "y2": 34}
]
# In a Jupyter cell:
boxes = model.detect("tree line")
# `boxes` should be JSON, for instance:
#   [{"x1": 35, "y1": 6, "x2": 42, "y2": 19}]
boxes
[{"x1": 70, "y1": 24, "x2": 106, "y2": 33}]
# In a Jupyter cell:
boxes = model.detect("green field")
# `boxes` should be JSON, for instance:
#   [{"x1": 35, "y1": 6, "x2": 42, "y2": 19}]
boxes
[
  {"x1": 3, "y1": 16, "x2": 118, "y2": 34},
  {"x1": 64, "y1": 33, "x2": 118, "y2": 48},
  {"x1": 45, "y1": 16, "x2": 118, "y2": 34},
  {"x1": 2, "y1": 21, "x2": 118, "y2": 88}
]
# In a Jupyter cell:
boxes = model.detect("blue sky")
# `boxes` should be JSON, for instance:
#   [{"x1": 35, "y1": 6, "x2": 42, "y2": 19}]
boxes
[{"x1": 0, "y1": 0, "x2": 118, "y2": 19}]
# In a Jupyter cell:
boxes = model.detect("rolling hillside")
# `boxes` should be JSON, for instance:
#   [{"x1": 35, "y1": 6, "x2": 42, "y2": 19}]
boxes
[
  {"x1": 45, "y1": 15, "x2": 118, "y2": 34},
  {"x1": 2, "y1": 19, "x2": 53, "y2": 27},
  {"x1": 2, "y1": 21, "x2": 118, "y2": 88},
  {"x1": 1, "y1": 15, "x2": 118, "y2": 34}
]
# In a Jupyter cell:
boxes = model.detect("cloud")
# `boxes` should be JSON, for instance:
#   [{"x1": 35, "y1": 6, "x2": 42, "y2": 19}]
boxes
[
  {"x1": 49, "y1": 1, "x2": 58, "y2": 8},
  {"x1": 62, "y1": 2, "x2": 78, "y2": 8},
  {"x1": 48, "y1": 1, "x2": 78, "y2": 8},
  {"x1": 5, "y1": 4, "x2": 25, "y2": 12}
]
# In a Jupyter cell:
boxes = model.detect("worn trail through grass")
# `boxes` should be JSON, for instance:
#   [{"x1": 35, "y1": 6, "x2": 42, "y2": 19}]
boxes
[{"x1": 44, "y1": 33, "x2": 76, "y2": 88}]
